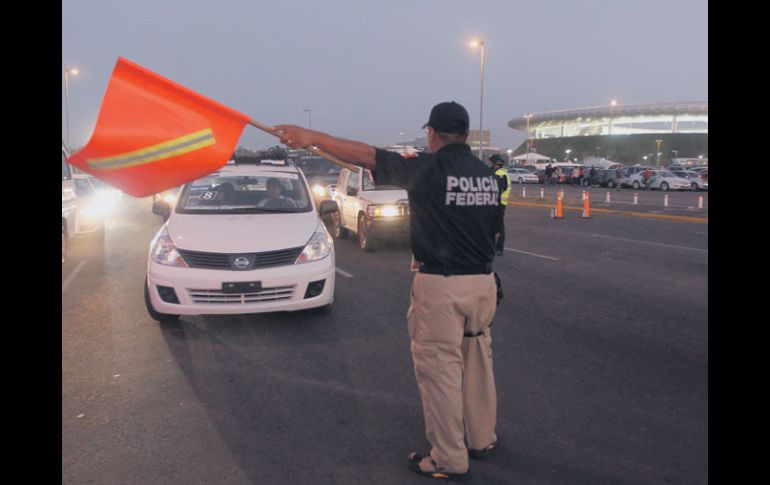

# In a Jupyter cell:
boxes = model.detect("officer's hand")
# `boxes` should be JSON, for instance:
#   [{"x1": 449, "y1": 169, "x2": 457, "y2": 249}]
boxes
[{"x1": 274, "y1": 125, "x2": 313, "y2": 149}]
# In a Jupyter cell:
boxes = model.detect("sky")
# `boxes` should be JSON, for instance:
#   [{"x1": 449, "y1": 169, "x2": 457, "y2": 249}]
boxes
[{"x1": 62, "y1": 0, "x2": 708, "y2": 151}]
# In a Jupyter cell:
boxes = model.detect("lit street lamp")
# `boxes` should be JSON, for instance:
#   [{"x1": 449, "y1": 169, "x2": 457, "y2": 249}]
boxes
[
  {"x1": 565, "y1": 149, "x2": 572, "y2": 163},
  {"x1": 469, "y1": 39, "x2": 485, "y2": 158},
  {"x1": 63, "y1": 67, "x2": 79, "y2": 148}
]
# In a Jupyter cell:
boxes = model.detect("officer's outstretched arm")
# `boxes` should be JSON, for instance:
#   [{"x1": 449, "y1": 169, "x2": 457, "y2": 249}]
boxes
[{"x1": 274, "y1": 125, "x2": 376, "y2": 170}]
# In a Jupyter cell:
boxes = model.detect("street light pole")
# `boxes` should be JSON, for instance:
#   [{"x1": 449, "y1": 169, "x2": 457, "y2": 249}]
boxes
[
  {"x1": 63, "y1": 67, "x2": 79, "y2": 148},
  {"x1": 655, "y1": 139, "x2": 662, "y2": 168},
  {"x1": 470, "y1": 39, "x2": 485, "y2": 159}
]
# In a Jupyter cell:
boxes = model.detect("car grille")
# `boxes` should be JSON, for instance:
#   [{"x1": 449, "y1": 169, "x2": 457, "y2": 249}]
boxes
[
  {"x1": 187, "y1": 286, "x2": 295, "y2": 304},
  {"x1": 178, "y1": 247, "x2": 304, "y2": 270}
]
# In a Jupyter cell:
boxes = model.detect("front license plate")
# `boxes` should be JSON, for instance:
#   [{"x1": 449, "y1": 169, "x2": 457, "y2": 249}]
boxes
[{"x1": 222, "y1": 281, "x2": 262, "y2": 294}]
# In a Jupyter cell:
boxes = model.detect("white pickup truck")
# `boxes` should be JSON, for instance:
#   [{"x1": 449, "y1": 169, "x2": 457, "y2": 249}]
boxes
[{"x1": 331, "y1": 167, "x2": 410, "y2": 251}]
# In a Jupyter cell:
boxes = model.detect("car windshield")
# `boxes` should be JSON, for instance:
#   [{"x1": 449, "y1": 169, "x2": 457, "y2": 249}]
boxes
[
  {"x1": 297, "y1": 156, "x2": 341, "y2": 177},
  {"x1": 74, "y1": 178, "x2": 95, "y2": 197},
  {"x1": 176, "y1": 173, "x2": 312, "y2": 214},
  {"x1": 362, "y1": 169, "x2": 400, "y2": 191}
]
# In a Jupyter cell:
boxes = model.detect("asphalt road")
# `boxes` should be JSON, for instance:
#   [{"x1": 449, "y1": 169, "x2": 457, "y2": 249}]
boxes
[{"x1": 62, "y1": 191, "x2": 708, "y2": 485}]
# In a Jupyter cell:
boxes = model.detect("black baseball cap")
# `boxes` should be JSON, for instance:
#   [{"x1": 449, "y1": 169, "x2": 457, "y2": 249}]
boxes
[
  {"x1": 489, "y1": 154, "x2": 506, "y2": 166},
  {"x1": 422, "y1": 101, "x2": 470, "y2": 134}
]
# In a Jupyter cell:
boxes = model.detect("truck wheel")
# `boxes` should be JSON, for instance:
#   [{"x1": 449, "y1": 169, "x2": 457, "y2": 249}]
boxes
[
  {"x1": 332, "y1": 211, "x2": 349, "y2": 239},
  {"x1": 358, "y1": 215, "x2": 375, "y2": 252}
]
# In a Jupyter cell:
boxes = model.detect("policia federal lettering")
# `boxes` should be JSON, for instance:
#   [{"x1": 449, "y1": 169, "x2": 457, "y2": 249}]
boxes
[{"x1": 445, "y1": 175, "x2": 499, "y2": 206}]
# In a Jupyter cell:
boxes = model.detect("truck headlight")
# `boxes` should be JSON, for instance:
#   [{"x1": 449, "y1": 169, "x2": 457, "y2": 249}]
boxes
[
  {"x1": 367, "y1": 204, "x2": 402, "y2": 218},
  {"x1": 150, "y1": 226, "x2": 188, "y2": 267},
  {"x1": 295, "y1": 224, "x2": 333, "y2": 264}
]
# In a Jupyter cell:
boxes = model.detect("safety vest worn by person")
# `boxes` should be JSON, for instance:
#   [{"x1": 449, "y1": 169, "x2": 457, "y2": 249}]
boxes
[{"x1": 494, "y1": 168, "x2": 511, "y2": 206}]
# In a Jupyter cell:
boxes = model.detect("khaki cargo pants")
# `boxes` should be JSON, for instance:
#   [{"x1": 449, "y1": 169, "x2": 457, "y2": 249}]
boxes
[{"x1": 407, "y1": 272, "x2": 498, "y2": 473}]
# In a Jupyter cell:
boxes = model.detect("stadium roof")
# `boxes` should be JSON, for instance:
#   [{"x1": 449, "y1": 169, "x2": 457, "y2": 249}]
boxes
[{"x1": 509, "y1": 101, "x2": 707, "y2": 139}]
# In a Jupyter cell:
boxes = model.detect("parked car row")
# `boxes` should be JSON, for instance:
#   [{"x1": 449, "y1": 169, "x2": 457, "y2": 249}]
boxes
[{"x1": 504, "y1": 163, "x2": 708, "y2": 191}]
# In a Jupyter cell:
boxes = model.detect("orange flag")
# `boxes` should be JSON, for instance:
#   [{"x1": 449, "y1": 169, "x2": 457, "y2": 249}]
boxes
[{"x1": 68, "y1": 57, "x2": 251, "y2": 197}]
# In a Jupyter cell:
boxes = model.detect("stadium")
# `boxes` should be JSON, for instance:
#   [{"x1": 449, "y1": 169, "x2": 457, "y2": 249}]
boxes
[{"x1": 507, "y1": 101, "x2": 708, "y2": 167}]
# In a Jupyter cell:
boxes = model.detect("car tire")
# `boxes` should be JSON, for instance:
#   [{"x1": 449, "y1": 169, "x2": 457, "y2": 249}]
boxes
[
  {"x1": 607, "y1": 180, "x2": 616, "y2": 189},
  {"x1": 633, "y1": 181, "x2": 641, "y2": 190},
  {"x1": 144, "y1": 278, "x2": 180, "y2": 322},
  {"x1": 518, "y1": 177, "x2": 524, "y2": 184},
  {"x1": 691, "y1": 182, "x2": 699, "y2": 191},
  {"x1": 332, "y1": 211, "x2": 349, "y2": 239},
  {"x1": 660, "y1": 182, "x2": 669, "y2": 191},
  {"x1": 358, "y1": 215, "x2": 375, "y2": 252}
]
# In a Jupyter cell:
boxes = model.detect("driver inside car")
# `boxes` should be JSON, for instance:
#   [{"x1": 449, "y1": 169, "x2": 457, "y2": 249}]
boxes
[{"x1": 257, "y1": 177, "x2": 297, "y2": 209}]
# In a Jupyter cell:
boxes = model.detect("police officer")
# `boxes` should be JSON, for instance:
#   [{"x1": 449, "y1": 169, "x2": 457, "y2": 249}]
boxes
[
  {"x1": 489, "y1": 154, "x2": 510, "y2": 256},
  {"x1": 276, "y1": 101, "x2": 499, "y2": 481}
]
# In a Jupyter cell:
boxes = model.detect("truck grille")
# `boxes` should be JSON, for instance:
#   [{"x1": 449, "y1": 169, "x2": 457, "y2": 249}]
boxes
[
  {"x1": 178, "y1": 247, "x2": 304, "y2": 270},
  {"x1": 187, "y1": 286, "x2": 295, "y2": 304}
]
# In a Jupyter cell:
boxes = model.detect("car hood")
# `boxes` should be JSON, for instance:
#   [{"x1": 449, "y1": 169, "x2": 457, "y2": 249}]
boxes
[
  {"x1": 358, "y1": 189, "x2": 409, "y2": 204},
  {"x1": 167, "y1": 211, "x2": 320, "y2": 253}
]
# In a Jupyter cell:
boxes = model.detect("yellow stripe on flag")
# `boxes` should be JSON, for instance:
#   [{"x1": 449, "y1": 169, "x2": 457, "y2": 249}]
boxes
[{"x1": 87, "y1": 128, "x2": 216, "y2": 171}]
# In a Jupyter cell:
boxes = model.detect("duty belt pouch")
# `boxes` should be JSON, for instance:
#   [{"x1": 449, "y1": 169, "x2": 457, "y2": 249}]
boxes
[{"x1": 494, "y1": 272, "x2": 503, "y2": 307}]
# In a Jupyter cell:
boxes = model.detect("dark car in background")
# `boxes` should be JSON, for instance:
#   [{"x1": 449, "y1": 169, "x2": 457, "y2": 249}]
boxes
[
  {"x1": 583, "y1": 168, "x2": 623, "y2": 188},
  {"x1": 296, "y1": 155, "x2": 342, "y2": 211}
]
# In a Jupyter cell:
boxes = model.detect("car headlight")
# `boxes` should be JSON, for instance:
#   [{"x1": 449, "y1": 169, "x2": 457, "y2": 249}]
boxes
[
  {"x1": 150, "y1": 226, "x2": 188, "y2": 267},
  {"x1": 312, "y1": 185, "x2": 327, "y2": 197},
  {"x1": 162, "y1": 194, "x2": 177, "y2": 204},
  {"x1": 295, "y1": 224, "x2": 333, "y2": 264},
  {"x1": 367, "y1": 204, "x2": 403, "y2": 218}
]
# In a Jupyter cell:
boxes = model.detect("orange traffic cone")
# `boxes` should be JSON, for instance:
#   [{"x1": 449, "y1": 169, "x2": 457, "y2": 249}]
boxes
[
  {"x1": 554, "y1": 194, "x2": 564, "y2": 219},
  {"x1": 582, "y1": 191, "x2": 591, "y2": 218}
]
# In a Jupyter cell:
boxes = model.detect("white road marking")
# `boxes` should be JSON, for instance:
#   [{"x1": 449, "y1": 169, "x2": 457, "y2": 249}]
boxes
[
  {"x1": 335, "y1": 268, "x2": 354, "y2": 278},
  {"x1": 590, "y1": 233, "x2": 708, "y2": 252},
  {"x1": 504, "y1": 247, "x2": 561, "y2": 261},
  {"x1": 62, "y1": 260, "x2": 88, "y2": 293}
]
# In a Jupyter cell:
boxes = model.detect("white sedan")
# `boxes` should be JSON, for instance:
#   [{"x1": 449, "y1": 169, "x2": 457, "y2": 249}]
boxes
[
  {"x1": 507, "y1": 168, "x2": 540, "y2": 184},
  {"x1": 627, "y1": 170, "x2": 692, "y2": 191},
  {"x1": 145, "y1": 160, "x2": 337, "y2": 321}
]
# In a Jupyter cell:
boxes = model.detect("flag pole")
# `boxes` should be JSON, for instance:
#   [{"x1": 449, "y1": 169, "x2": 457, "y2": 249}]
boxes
[{"x1": 248, "y1": 119, "x2": 358, "y2": 171}]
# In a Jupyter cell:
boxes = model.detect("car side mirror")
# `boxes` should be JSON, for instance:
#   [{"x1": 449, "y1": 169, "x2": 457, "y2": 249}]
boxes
[
  {"x1": 152, "y1": 201, "x2": 169, "y2": 217},
  {"x1": 319, "y1": 200, "x2": 339, "y2": 216},
  {"x1": 347, "y1": 187, "x2": 358, "y2": 196}
]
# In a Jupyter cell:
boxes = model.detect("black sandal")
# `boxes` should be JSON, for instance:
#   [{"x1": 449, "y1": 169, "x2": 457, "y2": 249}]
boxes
[{"x1": 407, "y1": 452, "x2": 470, "y2": 481}]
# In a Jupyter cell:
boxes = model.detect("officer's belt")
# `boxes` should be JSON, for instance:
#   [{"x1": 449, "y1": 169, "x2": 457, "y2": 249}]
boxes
[{"x1": 419, "y1": 263, "x2": 492, "y2": 276}]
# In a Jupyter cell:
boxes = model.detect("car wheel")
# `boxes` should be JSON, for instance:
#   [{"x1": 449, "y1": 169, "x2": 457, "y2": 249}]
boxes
[
  {"x1": 607, "y1": 180, "x2": 616, "y2": 188},
  {"x1": 358, "y1": 215, "x2": 375, "y2": 252},
  {"x1": 332, "y1": 211, "x2": 349, "y2": 239},
  {"x1": 633, "y1": 181, "x2": 641, "y2": 190},
  {"x1": 144, "y1": 278, "x2": 180, "y2": 322},
  {"x1": 660, "y1": 182, "x2": 669, "y2": 191},
  {"x1": 518, "y1": 177, "x2": 524, "y2": 184},
  {"x1": 691, "y1": 182, "x2": 699, "y2": 191}
]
